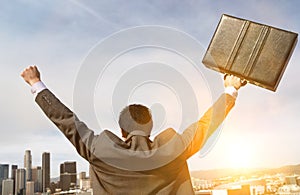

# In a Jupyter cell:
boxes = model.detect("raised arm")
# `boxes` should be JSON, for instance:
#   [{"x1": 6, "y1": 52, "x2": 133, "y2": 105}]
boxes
[
  {"x1": 21, "y1": 66, "x2": 96, "y2": 162},
  {"x1": 181, "y1": 75, "x2": 243, "y2": 159}
]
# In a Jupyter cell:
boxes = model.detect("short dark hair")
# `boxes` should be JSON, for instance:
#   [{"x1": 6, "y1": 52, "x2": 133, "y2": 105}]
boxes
[{"x1": 118, "y1": 104, "x2": 153, "y2": 135}]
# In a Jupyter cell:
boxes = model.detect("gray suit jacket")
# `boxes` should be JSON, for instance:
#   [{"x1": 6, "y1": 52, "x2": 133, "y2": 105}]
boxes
[{"x1": 36, "y1": 89, "x2": 235, "y2": 195}]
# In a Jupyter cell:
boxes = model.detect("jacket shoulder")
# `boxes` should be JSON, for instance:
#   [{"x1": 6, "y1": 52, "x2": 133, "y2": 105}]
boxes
[
  {"x1": 100, "y1": 130, "x2": 128, "y2": 146},
  {"x1": 153, "y1": 128, "x2": 180, "y2": 145}
]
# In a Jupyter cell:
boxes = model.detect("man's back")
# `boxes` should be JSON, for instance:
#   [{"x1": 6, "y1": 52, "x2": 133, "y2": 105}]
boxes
[
  {"x1": 88, "y1": 129, "x2": 194, "y2": 194},
  {"x1": 35, "y1": 88, "x2": 235, "y2": 194}
]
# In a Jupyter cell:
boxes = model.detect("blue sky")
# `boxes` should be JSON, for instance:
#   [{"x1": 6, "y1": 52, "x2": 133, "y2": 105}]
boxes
[{"x1": 1, "y1": 0, "x2": 300, "y2": 177}]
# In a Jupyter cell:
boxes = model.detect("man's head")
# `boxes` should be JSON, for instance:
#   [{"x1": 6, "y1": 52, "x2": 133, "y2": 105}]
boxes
[{"x1": 119, "y1": 104, "x2": 153, "y2": 138}]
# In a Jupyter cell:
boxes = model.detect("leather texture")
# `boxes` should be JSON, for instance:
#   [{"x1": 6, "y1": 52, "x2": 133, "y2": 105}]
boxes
[{"x1": 202, "y1": 14, "x2": 298, "y2": 91}]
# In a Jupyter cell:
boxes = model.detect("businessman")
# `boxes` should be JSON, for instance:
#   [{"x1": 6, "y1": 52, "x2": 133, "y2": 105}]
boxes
[{"x1": 21, "y1": 65, "x2": 243, "y2": 194}]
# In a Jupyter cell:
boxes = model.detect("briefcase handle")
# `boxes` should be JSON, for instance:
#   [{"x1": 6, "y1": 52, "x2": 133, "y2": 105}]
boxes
[{"x1": 224, "y1": 74, "x2": 247, "y2": 86}]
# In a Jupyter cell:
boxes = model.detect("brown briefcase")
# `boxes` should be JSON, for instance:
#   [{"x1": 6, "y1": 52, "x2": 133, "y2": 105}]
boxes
[{"x1": 202, "y1": 14, "x2": 298, "y2": 91}]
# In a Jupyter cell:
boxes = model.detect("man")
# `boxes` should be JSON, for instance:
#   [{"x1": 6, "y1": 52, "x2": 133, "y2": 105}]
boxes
[{"x1": 21, "y1": 65, "x2": 243, "y2": 194}]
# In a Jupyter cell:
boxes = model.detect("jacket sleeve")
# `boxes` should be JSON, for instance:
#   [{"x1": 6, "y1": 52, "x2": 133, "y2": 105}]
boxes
[
  {"x1": 180, "y1": 93, "x2": 235, "y2": 159},
  {"x1": 35, "y1": 89, "x2": 96, "y2": 162}
]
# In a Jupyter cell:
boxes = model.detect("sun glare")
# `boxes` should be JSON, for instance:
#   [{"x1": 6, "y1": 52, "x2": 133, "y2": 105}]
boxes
[{"x1": 226, "y1": 140, "x2": 254, "y2": 169}]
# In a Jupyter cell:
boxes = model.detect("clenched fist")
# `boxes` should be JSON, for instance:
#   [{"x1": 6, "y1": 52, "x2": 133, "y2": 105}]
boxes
[
  {"x1": 224, "y1": 74, "x2": 245, "y2": 90},
  {"x1": 21, "y1": 65, "x2": 41, "y2": 86}
]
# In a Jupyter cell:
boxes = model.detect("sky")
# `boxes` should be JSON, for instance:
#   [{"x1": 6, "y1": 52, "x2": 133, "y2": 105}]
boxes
[{"x1": 1, "y1": 0, "x2": 300, "y2": 177}]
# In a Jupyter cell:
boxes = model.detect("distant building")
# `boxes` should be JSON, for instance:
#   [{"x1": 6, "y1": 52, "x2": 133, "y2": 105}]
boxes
[
  {"x1": 2, "y1": 179, "x2": 13, "y2": 195},
  {"x1": 78, "y1": 172, "x2": 86, "y2": 180},
  {"x1": 297, "y1": 177, "x2": 300, "y2": 186},
  {"x1": 80, "y1": 178, "x2": 91, "y2": 191},
  {"x1": 195, "y1": 191, "x2": 212, "y2": 195},
  {"x1": 15, "y1": 169, "x2": 26, "y2": 195},
  {"x1": 60, "y1": 162, "x2": 77, "y2": 191},
  {"x1": 0, "y1": 164, "x2": 9, "y2": 194},
  {"x1": 11, "y1": 165, "x2": 17, "y2": 195},
  {"x1": 32, "y1": 166, "x2": 42, "y2": 192},
  {"x1": 277, "y1": 184, "x2": 300, "y2": 195},
  {"x1": 195, "y1": 190, "x2": 228, "y2": 195},
  {"x1": 78, "y1": 172, "x2": 91, "y2": 191},
  {"x1": 191, "y1": 177, "x2": 213, "y2": 191},
  {"x1": 285, "y1": 176, "x2": 297, "y2": 185},
  {"x1": 49, "y1": 182, "x2": 58, "y2": 194},
  {"x1": 24, "y1": 150, "x2": 32, "y2": 181},
  {"x1": 42, "y1": 152, "x2": 50, "y2": 193},
  {"x1": 227, "y1": 184, "x2": 251, "y2": 195},
  {"x1": 26, "y1": 181, "x2": 34, "y2": 195}
]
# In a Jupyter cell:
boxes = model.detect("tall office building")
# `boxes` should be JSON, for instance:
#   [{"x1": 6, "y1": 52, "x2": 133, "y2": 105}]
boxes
[
  {"x1": 60, "y1": 161, "x2": 77, "y2": 191},
  {"x1": 26, "y1": 181, "x2": 34, "y2": 195},
  {"x1": 24, "y1": 150, "x2": 32, "y2": 181},
  {"x1": 15, "y1": 169, "x2": 26, "y2": 195},
  {"x1": 10, "y1": 165, "x2": 17, "y2": 178},
  {"x1": 11, "y1": 165, "x2": 17, "y2": 195},
  {"x1": 32, "y1": 166, "x2": 42, "y2": 193},
  {"x1": 2, "y1": 179, "x2": 13, "y2": 195},
  {"x1": 42, "y1": 152, "x2": 50, "y2": 193},
  {"x1": 0, "y1": 164, "x2": 9, "y2": 194}
]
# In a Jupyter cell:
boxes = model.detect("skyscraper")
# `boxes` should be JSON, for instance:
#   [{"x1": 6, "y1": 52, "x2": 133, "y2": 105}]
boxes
[
  {"x1": 2, "y1": 179, "x2": 13, "y2": 195},
  {"x1": 10, "y1": 165, "x2": 17, "y2": 179},
  {"x1": 26, "y1": 181, "x2": 34, "y2": 195},
  {"x1": 0, "y1": 164, "x2": 9, "y2": 194},
  {"x1": 32, "y1": 166, "x2": 42, "y2": 193},
  {"x1": 15, "y1": 169, "x2": 26, "y2": 195},
  {"x1": 11, "y1": 165, "x2": 17, "y2": 195},
  {"x1": 24, "y1": 150, "x2": 32, "y2": 181},
  {"x1": 60, "y1": 161, "x2": 76, "y2": 191},
  {"x1": 42, "y1": 152, "x2": 50, "y2": 193}
]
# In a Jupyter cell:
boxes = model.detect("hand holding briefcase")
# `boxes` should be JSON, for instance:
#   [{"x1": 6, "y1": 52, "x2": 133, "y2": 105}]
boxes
[{"x1": 202, "y1": 14, "x2": 298, "y2": 91}]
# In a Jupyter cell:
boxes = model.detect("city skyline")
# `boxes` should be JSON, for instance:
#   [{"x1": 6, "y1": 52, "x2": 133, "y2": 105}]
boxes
[
  {"x1": 1, "y1": 0, "x2": 300, "y2": 177},
  {"x1": 1, "y1": 151, "x2": 67, "y2": 178},
  {"x1": 0, "y1": 150, "x2": 91, "y2": 194},
  {"x1": 2, "y1": 153, "x2": 300, "y2": 194}
]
